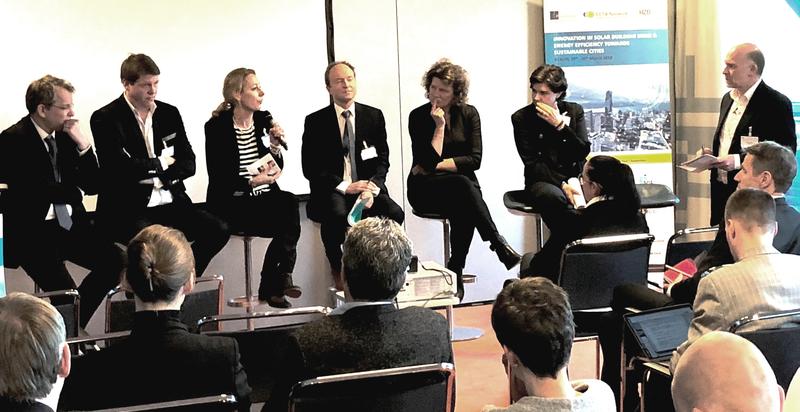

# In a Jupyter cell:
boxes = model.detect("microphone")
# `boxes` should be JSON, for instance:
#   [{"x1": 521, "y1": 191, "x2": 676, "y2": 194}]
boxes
[{"x1": 265, "y1": 113, "x2": 288, "y2": 150}]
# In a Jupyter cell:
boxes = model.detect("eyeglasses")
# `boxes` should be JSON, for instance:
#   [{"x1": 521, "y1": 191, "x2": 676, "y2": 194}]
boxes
[{"x1": 49, "y1": 103, "x2": 74, "y2": 111}]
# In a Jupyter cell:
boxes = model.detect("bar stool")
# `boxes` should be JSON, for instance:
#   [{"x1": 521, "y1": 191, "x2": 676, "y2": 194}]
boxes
[
  {"x1": 228, "y1": 232, "x2": 271, "y2": 330},
  {"x1": 411, "y1": 209, "x2": 483, "y2": 342},
  {"x1": 503, "y1": 190, "x2": 546, "y2": 251}
]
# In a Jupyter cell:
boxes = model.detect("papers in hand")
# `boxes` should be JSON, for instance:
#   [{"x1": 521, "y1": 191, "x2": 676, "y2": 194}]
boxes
[
  {"x1": 246, "y1": 153, "x2": 281, "y2": 177},
  {"x1": 347, "y1": 197, "x2": 369, "y2": 226},
  {"x1": 679, "y1": 154, "x2": 718, "y2": 172},
  {"x1": 566, "y1": 177, "x2": 586, "y2": 209}
]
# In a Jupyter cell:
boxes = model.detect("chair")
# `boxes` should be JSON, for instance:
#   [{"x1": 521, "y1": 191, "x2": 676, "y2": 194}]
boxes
[
  {"x1": 81, "y1": 394, "x2": 237, "y2": 412},
  {"x1": 36, "y1": 289, "x2": 80, "y2": 338},
  {"x1": 288, "y1": 362, "x2": 455, "y2": 412},
  {"x1": 411, "y1": 208, "x2": 482, "y2": 342},
  {"x1": 105, "y1": 275, "x2": 224, "y2": 333},
  {"x1": 729, "y1": 308, "x2": 800, "y2": 391},
  {"x1": 664, "y1": 226, "x2": 718, "y2": 267},
  {"x1": 503, "y1": 190, "x2": 546, "y2": 251},
  {"x1": 198, "y1": 307, "x2": 331, "y2": 403},
  {"x1": 636, "y1": 183, "x2": 679, "y2": 209}
]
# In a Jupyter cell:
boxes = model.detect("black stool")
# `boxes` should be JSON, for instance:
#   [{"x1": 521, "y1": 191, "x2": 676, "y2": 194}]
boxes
[
  {"x1": 411, "y1": 209, "x2": 483, "y2": 342},
  {"x1": 503, "y1": 190, "x2": 546, "y2": 251}
]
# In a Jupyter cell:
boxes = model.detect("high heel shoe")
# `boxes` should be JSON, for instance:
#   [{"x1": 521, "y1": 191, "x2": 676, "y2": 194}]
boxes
[{"x1": 491, "y1": 236, "x2": 521, "y2": 270}]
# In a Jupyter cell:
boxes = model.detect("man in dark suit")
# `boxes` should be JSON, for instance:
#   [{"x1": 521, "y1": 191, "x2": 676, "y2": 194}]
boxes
[
  {"x1": 264, "y1": 217, "x2": 452, "y2": 412},
  {"x1": 0, "y1": 75, "x2": 123, "y2": 327},
  {"x1": 301, "y1": 61, "x2": 404, "y2": 288},
  {"x1": 708, "y1": 42, "x2": 796, "y2": 225},
  {"x1": 0, "y1": 293, "x2": 71, "y2": 412},
  {"x1": 91, "y1": 54, "x2": 228, "y2": 276}
]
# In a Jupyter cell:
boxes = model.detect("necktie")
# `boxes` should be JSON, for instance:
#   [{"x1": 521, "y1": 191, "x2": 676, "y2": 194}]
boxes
[
  {"x1": 342, "y1": 110, "x2": 358, "y2": 181},
  {"x1": 45, "y1": 135, "x2": 73, "y2": 231}
]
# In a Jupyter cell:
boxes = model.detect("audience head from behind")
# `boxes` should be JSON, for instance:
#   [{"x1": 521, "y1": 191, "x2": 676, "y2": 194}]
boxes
[
  {"x1": 422, "y1": 58, "x2": 470, "y2": 109},
  {"x1": 724, "y1": 188, "x2": 777, "y2": 261},
  {"x1": 0, "y1": 292, "x2": 70, "y2": 411},
  {"x1": 736, "y1": 141, "x2": 797, "y2": 194},
  {"x1": 529, "y1": 64, "x2": 568, "y2": 107},
  {"x1": 672, "y1": 331, "x2": 783, "y2": 412},
  {"x1": 120, "y1": 53, "x2": 160, "y2": 112},
  {"x1": 582, "y1": 155, "x2": 641, "y2": 211},
  {"x1": 125, "y1": 224, "x2": 196, "y2": 310},
  {"x1": 342, "y1": 217, "x2": 412, "y2": 302}
]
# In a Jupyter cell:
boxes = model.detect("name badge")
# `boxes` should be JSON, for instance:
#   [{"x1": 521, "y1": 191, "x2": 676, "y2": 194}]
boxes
[
  {"x1": 361, "y1": 146, "x2": 377, "y2": 160},
  {"x1": 741, "y1": 135, "x2": 759, "y2": 149},
  {"x1": 561, "y1": 114, "x2": 572, "y2": 126}
]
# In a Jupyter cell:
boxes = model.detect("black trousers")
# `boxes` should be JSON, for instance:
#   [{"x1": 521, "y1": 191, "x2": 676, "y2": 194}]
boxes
[
  {"x1": 408, "y1": 173, "x2": 500, "y2": 270},
  {"x1": 107, "y1": 202, "x2": 230, "y2": 277},
  {"x1": 524, "y1": 181, "x2": 571, "y2": 229},
  {"x1": 313, "y1": 191, "x2": 404, "y2": 272},
  {"x1": 710, "y1": 177, "x2": 735, "y2": 226},
  {"x1": 20, "y1": 219, "x2": 124, "y2": 328},
  {"x1": 220, "y1": 189, "x2": 301, "y2": 295}
]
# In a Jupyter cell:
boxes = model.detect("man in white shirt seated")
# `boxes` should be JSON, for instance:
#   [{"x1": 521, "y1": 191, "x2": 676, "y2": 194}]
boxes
[
  {"x1": 672, "y1": 331, "x2": 784, "y2": 412},
  {"x1": 483, "y1": 277, "x2": 615, "y2": 412}
]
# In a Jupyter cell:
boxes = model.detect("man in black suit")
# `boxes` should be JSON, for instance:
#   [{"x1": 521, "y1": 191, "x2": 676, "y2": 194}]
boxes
[
  {"x1": 91, "y1": 54, "x2": 228, "y2": 276},
  {"x1": 264, "y1": 217, "x2": 452, "y2": 412},
  {"x1": 301, "y1": 61, "x2": 404, "y2": 288},
  {"x1": 708, "y1": 42, "x2": 796, "y2": 225},
  {"x1": 0, "y1": 75, "x2": 123, "y2": 327}
]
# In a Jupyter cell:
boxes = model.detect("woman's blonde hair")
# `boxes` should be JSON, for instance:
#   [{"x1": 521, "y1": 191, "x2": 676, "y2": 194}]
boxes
[{"x1": 212, "y1": 67, "x2": 256, "y2": 117}]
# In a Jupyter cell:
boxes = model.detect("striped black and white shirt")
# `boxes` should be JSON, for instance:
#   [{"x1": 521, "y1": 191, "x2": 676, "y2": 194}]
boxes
[{"x1": 236, "y1": 124, "x2": 271, "y2": 194}]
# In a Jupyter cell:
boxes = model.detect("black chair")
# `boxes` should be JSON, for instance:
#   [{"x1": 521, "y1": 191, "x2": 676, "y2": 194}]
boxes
[
  {"x1": 503, "y1": 190, "x2": 546, "y2": 251},
  {"x1": 729, "y1": 308, "x2": 800, "y2": 392},
  {"x1": 105, "y1": 275, "x2": 224, "y2": 333},
  {"x1": 636, "y1": 183, "x2": 679, "y2": 209},
  {"x1": 664, "y1": 226, "x2": 718, "y2": 267},
  {"x1": 36, "y1": 289, "x2": 81, "y2": 338},
  {"x1": 198, "y1": 307, "x2": 331, "y2": 404},
  {"x1": 288, "y1": 362, "x2": 455, "y2": 412},
  {"x1": 79, "y1": 394, "x2": 238, "y2": 412}
]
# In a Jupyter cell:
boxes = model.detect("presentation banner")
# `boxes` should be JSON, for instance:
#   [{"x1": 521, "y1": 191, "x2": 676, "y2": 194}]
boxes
[{"x1": 543, "y1": 0, "x2": 673, "y2": 264}]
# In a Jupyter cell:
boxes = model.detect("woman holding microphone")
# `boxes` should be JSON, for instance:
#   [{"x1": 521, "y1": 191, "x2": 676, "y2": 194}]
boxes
[{"x1": 407, "y1": 59, "x2": 520, "y2": 299}]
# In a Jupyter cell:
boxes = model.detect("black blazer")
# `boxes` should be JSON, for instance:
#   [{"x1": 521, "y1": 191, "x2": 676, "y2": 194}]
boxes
[
  {"x1": 205, "y1": 109, "x2": 284, "y2": 214},
  {"x1": 301, "y1": 103, "x2": 391, "y2": 198},
  {"x1": 408, "y1": 103, "x2": 482, "y2": 182},
  {"x1": 710, "y1": 82, "x2": 797, "y2": 212},
  {"x1": 672, "y1": 196, "x2": 800, "y2": 304},
  {"x1": 91, "y1": 95, "x2": 196, "y2": 221},
  {"x1": 511, "y1": 100, "x2": 589, "y2": 187},
  {"x1": 60, "y1": 311, "x2": 251, "y2": 411},
  {"x1": 264, "y1": 304, "x2": 452, "y2": 412},
  {"x1": 0, "y1": 116, "x2": 99, "y2": 266},
  {"x1": 528, "y1": 199, "x2": 650, "y2": 278}
]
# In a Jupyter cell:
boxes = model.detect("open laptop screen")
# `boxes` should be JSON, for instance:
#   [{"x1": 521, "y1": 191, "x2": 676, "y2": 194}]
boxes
[{"x1": 624, "y1": 304, "x2": 693, "y2": 361}]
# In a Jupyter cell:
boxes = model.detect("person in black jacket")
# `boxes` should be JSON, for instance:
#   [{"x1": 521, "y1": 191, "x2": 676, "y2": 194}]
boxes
[
  {"x1": 205, "y1": 68, "x2": 301, "y2": 308},
  {"x1": 407, "y1": 59, "x2": 521, "y2": 299},
  {"x1": 60, "y1": 225, "x2": 251, "y2": 411},
  {"x1": 522, "y1": 155, "x2": 649, "y2": 280},
  {"x1": 512, "y1": 64, "x2": 590, "y2": 228}
]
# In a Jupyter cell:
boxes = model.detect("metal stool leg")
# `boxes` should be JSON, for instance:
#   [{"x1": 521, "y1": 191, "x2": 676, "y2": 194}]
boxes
[
  {"x1": 441, "y1": 219, "x2": 484, "y2": 342},
  {"x1": 228, "y1": 236, "x2": 259, "y2": 329}
]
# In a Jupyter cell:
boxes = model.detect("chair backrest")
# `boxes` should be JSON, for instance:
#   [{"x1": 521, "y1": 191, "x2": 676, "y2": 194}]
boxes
[
  {"x1": 729, "y1": 308, "x2": 800, "y2": 392},
  {"x1": 200, "y1": 307, "x2": 331, "y2": 404},
  {"x1": 84, "y1": 393, "x2": 237, "y2": 412},
  {"x1": 106, "y1": 275, "x2": 224, "y2": 333},
  {"x1": 35, "y1": 289, "x2": 80, "y2": 338},
  {"x1": 558, "y1": 233, "x2": 654, "y2": 311},
  {"x1": 665, "y1": 226, "x2": 718, "y2": 267},
  {"x1": 288, "y1": 363, "x2": 455, "y2": 412}
]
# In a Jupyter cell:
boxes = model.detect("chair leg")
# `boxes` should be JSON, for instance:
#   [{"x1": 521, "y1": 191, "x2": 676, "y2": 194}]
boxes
[
  {"x1": 227, "y1": 236, "x2": 259, "y2": 330},
  {"x1": 440, "y1": 218, "x2": 483, "y2": 342}
]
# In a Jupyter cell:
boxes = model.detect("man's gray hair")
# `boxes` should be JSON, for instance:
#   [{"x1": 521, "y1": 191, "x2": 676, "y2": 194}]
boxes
[
  {"x1": 342, "y1": 217, "x2": 413, "y2": 300},
  {"x1": 0, "y1": 292, "x2": 66, "y2": 402}
]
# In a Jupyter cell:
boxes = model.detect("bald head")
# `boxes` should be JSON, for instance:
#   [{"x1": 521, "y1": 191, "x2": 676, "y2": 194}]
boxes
[
  {"x1": 723, "y1": 43, "x2": 763, "y2": 92},
  {"x1": 672, "y1": 331, "x2": 783, "y2": 412}
]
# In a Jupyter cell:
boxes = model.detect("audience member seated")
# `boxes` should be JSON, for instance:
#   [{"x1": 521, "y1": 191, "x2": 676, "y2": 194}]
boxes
[
  {"x1": 599, "y1": 140, "x2": 800, "y2": 407},
  {"x1": 672, "y1": 331, "x2": 785, "y2": 412},
  {"x1": 671, "y1": 188, "x2": 800, "y2": 369},
  {"x1": 60, "y1": 224, "x2": 251, "y2": 411},
  {"x1": 482, "y1": 277, "x2": 615, "y2": 412},
  {"x1": 264, "y1": 217, "x2": 453, "y2": 412},
  {"x1": 205, "y1": 67, "x2": 301, "y2": 308},
  {"x1": 407, "y1": 58, "x2": 520, "y2": 298},
  {"x1": 0, "y1": 293, "x2": 71, "y2": 412},
  {"x1": 521, "y1": 155, "x2": 649, "y2": 280}
]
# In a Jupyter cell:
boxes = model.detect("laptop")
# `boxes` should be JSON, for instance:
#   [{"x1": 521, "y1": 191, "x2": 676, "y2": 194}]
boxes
[{"x1": 623, "y1": 304, "x2": 693, "y2": 362}]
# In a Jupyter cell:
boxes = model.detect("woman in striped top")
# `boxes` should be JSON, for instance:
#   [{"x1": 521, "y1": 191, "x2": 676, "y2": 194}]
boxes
[{"x1": 205, "y1": 68, "x2": 301, "y2": 308}]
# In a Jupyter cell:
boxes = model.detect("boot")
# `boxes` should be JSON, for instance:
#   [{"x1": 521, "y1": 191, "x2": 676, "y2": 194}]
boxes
[
  {"x1": 491, "y1": 235, "x2": 521, "y2": 270},
  {"x1": 281, "y1": 274, "x2": 302, "y2": 299}
]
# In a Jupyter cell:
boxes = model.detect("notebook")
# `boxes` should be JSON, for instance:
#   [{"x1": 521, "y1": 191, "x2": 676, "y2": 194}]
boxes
[{"x1": 624, "y1": 304, "x2": 693, "y2": 362}]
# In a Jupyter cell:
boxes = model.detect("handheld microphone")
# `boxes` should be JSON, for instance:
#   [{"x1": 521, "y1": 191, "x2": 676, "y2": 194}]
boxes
[{"x1": 264, "y1": 113, "x2": 288, "y2": 150}]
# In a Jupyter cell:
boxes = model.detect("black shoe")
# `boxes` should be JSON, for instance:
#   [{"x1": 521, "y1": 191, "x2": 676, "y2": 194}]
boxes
[
  {"x1": 281, "y1": 275, "x2": 302, "y2": 299},
  {"x1": 264, "y1": 295, "x2": 292, "y2": 309},
  {"x1": 491, "y1": 237, "x2": 521, "y2": 270}
]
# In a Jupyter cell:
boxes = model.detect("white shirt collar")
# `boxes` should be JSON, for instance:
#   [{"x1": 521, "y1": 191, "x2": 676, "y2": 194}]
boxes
[
  {"x1": 123, "y1": 92, "x2": 157, "y2": 116},
  {"x1": 730, "y1": 77, "x2": 761, "y2": 103}
]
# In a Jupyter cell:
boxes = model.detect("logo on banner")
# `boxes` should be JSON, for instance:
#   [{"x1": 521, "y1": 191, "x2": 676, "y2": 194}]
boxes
[{"x1": 550, "y1": 10, "x2": 560, "y2": 20}]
